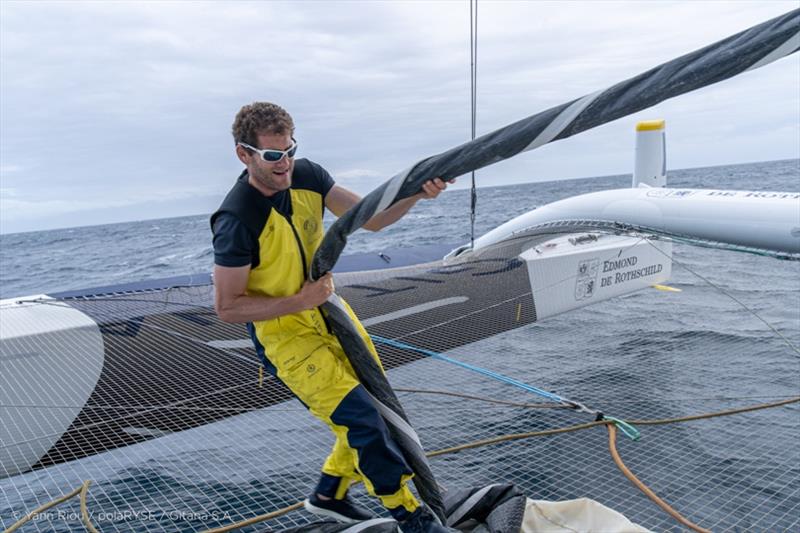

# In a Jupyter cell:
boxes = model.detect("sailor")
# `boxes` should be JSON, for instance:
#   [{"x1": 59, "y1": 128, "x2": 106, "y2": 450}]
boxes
[{"x1": 211, "y1": 102, "x2": 454, "y2": 532}]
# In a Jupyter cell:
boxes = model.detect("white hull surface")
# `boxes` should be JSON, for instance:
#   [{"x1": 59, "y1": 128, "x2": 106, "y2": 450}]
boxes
[
  {"x1": 463, "y1": 188, "x2": 800, "y2": 257},
  {"x1": 0, "y1": 296, "x2": 105, "y2": 478},
  {"x1": 523, "y1": 235, "x2": 672, "y2": 321}
]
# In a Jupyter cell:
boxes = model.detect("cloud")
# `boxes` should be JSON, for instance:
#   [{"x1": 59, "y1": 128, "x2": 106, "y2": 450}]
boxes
[
  {"x1": 1, "y1": 0, "x2": 798, "y2": 233},
  {"x1": 0, "y1": 165, "x2": 24, "y2": 175},
  {"x1": 0, "y1": 187, "x2": 17, "y2": 198},
  {"x1": 0, "y1": 184, "x2": 215, "y2": 219}
]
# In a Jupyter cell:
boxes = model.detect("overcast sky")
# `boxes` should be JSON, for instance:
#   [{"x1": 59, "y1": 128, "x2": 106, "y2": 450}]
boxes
[{"x1": 1, "y1": 0, "x2": 798, "y2": 234}]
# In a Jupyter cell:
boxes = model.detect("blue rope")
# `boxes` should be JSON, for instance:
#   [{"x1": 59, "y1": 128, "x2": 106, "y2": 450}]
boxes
[
  {"x1": 372, "y1": 335, "x2": 564, "y2": 404},
  {"x1": 371, "y1": 334, "x2": 641, "y2": 441}
]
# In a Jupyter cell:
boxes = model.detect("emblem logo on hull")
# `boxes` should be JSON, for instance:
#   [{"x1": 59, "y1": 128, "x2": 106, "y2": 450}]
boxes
[{"x1": 575, "y1": 258, "x2": 600, "y2": 301}]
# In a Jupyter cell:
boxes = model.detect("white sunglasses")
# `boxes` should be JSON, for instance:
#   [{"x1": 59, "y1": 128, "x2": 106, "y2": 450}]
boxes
[{"x1": 238, "y1": 139, "x2": 298, "y2": 163}]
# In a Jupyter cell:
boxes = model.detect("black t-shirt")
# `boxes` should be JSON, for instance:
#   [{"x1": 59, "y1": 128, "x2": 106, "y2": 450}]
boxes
[{"x1": 212, "y1": 158, "x2": 335, "y2": 268}]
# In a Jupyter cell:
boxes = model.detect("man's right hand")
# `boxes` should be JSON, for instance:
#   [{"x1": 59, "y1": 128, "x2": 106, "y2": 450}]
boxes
[{"x1": 296, "y1": 272, "x2": 335, "y2": 309}]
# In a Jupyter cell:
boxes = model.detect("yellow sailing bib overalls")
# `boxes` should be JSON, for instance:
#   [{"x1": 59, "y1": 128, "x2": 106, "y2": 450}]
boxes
[{"x1": 212, "y1": 161, "x2": 419, "y2": 512}]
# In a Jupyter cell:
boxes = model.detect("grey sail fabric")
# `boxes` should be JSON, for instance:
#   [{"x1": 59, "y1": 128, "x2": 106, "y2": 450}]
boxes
[
  {"x1": 310, "y1": 8, "x2": 800, "y2": 524},
  {"x1": 280, "y1": 519, "x2": 400, "y2": 533},
  {"x1": 280, "y1": 485, "x2": 527, "y2": 533},
  {"x1": 444, "y1": 484, "x2": 527, "y2": 533}
]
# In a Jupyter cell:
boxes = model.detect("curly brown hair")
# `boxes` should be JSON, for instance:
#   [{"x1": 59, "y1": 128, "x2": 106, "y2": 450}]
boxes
[{"x1": 231, "y1": 102, "x2": 295, "y2": 146}]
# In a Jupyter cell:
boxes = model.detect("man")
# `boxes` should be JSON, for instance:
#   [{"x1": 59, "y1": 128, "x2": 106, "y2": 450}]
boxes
[{"x1": 211, "y1": 102, "x2": 453, "y2": 533}]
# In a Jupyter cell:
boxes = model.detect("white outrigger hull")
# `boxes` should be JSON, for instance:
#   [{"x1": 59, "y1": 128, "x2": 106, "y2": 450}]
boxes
[{"x1": 454, "y1": 187, "x2": 799, "y2": 259}]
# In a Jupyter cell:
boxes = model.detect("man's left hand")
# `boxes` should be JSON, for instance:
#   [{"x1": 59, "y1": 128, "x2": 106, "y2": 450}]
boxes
[{"x1": 419, "y1": 177, "x2": 455, "y2": 200}]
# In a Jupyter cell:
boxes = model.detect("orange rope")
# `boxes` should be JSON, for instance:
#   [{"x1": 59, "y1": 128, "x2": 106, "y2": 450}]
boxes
[
  {"x1": 607, "y1": 423, "x2": 711, "y2": 533},
  {"x1": 3, "y1": 484, "x2": 83, "y2": 533}
]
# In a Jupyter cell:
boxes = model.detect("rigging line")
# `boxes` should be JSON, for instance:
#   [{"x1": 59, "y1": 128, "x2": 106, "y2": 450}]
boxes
[
  {"x1": 8, "y1": 392, "x2": 796, "y2": 414},
  {"x1": 373, "y1": 335, "x2": 563, "y2": 403},
  {"x1": 395, "y1": 387, "x2": 566, "y2": 409},
  {"x1": 372, "y1": 334, "x2": 640, "y2": 439},
  {"x1": 31, "y1": 295, "x2": 215, "y2": 310},
  {"x1": 664, "y1": 234, "x2": 800, "y2": 261},
  {"x1": 371, "y1": 334, "x2": 639, "y2": 440},
  {"x1": 0, "y1": 402, "x2": 289, "y2": 413},
  {"x1": 487, "y1": 219, "x2": 798, "y2": 262},
  {"x1": 426, "y1": 396, "x2": 800, "y2": 457},
  {"x1": 643, "y1": 239, "x2": 800, "y2": 358},
  {"x1": 615, "y1": 223, "x2": 800, "y2": 261},
  {"x1": 469, "y1": 0, "x2": 478, "y2": 249},
  {"x1": 58, "y1": 286, "x2": 204, "y2": 301}
]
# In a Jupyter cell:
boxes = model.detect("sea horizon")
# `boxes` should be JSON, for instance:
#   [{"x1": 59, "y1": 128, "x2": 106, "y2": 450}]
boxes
[
  {"x1": 1, "y1": 157, "x2": 797, "y2": 237},
  {"x1": 0, "y1": 157, "x2": 797, "y2": 300}
]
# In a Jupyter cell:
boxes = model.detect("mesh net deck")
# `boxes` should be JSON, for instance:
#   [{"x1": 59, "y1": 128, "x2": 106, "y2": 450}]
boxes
[{"x1": 1, "y1": 234, "x2": 798, "y2": 533}]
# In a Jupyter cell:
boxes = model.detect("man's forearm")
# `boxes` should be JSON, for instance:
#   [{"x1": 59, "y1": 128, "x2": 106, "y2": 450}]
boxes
[
  {"x1": 362, "y1": 194, "x2": 422, "y2": 231},
  {"x1": 216, "y1": 292, "x2": 305, "y2": 323}
]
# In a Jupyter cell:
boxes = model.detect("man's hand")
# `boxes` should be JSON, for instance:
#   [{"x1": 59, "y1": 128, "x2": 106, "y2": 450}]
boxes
[
  {"x1": 296, "y1": 272, "x2": 335, "y2": 309},
  {"x1": 419, "y1": 177, "x2": 455, "y2": 200}
]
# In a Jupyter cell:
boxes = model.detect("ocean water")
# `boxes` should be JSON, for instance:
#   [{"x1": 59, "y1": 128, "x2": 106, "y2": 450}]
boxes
[
  {"x1": 1, "y1": 158, "x2": 798, "y2": 300},
  {"x1": 1, "y1": 158, "x2": 799, "y2": 532}
]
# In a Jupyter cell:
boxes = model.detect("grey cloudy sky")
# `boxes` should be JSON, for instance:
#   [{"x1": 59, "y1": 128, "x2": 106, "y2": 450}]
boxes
[{"x1": 1, "y1": 0, "x2": 798, "y2": 234}]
